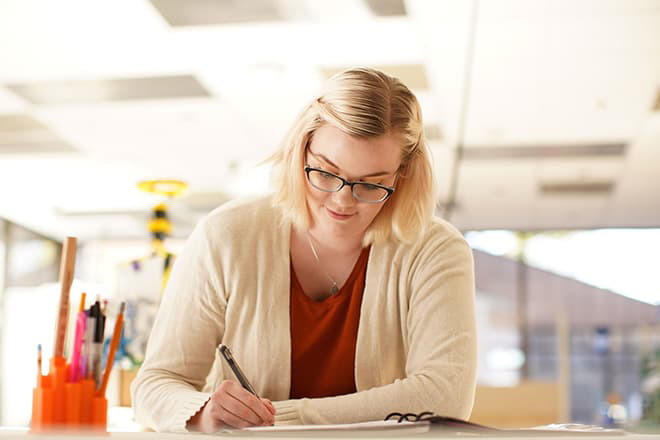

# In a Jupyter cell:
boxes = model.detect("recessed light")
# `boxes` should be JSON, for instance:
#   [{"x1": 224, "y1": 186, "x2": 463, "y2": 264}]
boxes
[{"x1": 7, "y1": 75, "x2": 210, "y2": 105}]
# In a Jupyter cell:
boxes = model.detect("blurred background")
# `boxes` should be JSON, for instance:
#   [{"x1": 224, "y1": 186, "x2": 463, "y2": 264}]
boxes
[{"x1": 0, "y1": 0, "x2": 658, "y2": 432}]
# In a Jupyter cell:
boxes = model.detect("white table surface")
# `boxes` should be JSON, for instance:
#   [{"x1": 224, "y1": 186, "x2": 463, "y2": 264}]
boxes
[{"x1": 1, "y1": 426, "x2": 658, "y2": 440}]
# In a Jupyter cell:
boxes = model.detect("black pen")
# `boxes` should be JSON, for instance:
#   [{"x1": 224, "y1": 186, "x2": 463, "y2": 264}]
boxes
[{"x1": 218, "y1": 344, "x2": 260, "y2": 398}]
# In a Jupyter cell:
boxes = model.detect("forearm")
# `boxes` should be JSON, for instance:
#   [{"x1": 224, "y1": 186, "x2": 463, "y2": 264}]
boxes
[
  {"x1": 131, "y1": 368, "x2": 212, "y2": 432},
  {"x1": 273, "y1": 366, "x2": 476, "y2": 425}
]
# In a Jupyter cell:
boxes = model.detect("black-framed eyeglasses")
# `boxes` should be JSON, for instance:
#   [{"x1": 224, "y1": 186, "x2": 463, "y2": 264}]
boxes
[
  {"x1": 385, "y1": 412, "x2": 435, "y2": 423},
  {"x1": 304, "y1": 165, "x2": 396, "y2": 203}
]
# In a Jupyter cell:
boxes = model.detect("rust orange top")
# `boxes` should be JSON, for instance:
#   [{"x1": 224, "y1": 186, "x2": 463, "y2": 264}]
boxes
[{"x1": 289, "y1": 246, "x2": 371, "y2": 399}]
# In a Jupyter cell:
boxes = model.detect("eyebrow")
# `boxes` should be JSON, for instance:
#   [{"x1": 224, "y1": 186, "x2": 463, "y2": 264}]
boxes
[{"x1": 308, "y1": 150, "x2": 395, "y2": 178}]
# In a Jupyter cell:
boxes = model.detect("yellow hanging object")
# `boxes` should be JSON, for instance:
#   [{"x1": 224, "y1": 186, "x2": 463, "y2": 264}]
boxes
[
  {"x1": 148, "y1": 203, "x2": 171, "y2": 257},
  {"x1": 137, "y1": 180, "x2": 188, "y2": 198},
  {"x1": 148, "y1": 204, "x2": 172, "y2": 235}
]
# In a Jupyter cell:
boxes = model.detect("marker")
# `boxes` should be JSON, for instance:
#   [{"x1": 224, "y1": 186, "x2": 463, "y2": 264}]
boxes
[
  {"x1": 91, "y1": 302, "x2": 103, "y2": 387},
  {"x1": 69, "y1": 310, "x2": 87, "y2": 382},
  {"x1": 218, "y1": 344, "x2": 259, "y2": 398},
  {"x1": 84, "y1": 308, "x2": 96, "y2": 380},
  {"x1": 97, "y1": 300, "x2": 108, "y2": 344},
  {"x1": 78, "y1": 292, "x2": 87, "y2": 313}
]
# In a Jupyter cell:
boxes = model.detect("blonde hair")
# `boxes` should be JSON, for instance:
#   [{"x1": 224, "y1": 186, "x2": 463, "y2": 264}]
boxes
[{"x1": 268, "y1": 67, "x2": 436, "y2": 245}]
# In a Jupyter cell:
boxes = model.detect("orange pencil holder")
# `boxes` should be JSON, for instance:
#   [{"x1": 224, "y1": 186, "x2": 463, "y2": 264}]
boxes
[{"x1": 30, "y1": 356, "x2": 107, "y2": 434}]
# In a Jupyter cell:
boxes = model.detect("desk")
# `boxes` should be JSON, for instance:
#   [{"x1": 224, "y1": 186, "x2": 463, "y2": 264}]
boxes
[{"x1": 0, "y1": 427, "x2": 658, "y2": 440}]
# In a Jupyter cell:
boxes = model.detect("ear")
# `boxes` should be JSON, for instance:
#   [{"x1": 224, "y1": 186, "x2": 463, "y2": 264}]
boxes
[{"x1": 397, "y1": 161, "x2": 410, "y2": 180}]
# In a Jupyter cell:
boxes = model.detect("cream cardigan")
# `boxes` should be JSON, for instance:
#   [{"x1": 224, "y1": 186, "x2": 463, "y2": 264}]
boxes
[{"x1": 131, "y1": 196, "x2": 477, "y2": 432}]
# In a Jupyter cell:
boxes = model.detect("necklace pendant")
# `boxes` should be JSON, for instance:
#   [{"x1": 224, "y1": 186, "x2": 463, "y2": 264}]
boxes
[{"x1": 330, "y1": 284, "x2": 339, "y2": 295}]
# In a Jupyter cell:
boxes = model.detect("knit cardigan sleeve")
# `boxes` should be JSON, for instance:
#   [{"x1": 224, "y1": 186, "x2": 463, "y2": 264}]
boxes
[
  {"x1": 273, "y1": 230, "x2": 477, "y2": 424},
  {"x1": 130, "y1": 217, "x2": 226, "y2": 432}
]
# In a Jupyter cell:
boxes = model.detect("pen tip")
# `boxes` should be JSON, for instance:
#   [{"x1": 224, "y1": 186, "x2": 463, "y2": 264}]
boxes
[{"x1": 119, "y1": 302, "x2": 126, "y2": 313}]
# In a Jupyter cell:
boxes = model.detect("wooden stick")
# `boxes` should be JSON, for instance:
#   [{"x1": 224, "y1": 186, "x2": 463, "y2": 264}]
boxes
[{"x1": 53, "y1": 237, "x2": 77, "y2": 358}]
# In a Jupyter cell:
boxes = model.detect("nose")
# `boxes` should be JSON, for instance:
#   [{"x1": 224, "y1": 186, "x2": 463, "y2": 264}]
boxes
[{"x1": 332, "y1": 183, "x2": 355, "y2": 207}]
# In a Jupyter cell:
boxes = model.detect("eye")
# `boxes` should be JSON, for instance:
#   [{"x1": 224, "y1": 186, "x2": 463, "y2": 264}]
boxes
[
  {"x1": 319, "y1": 170, "x2": 337, "y2": 180},
  {"x1": 360, "y1": 183, "x2": 382, "y2": 191}
]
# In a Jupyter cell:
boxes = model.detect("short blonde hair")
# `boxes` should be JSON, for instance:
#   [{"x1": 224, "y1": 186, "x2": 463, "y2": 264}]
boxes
[{"x1": 268, "y1": 67, "x2": 436, "y2": 245}]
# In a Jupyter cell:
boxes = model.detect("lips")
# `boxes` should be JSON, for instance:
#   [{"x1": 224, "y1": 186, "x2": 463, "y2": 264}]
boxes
[{"x1": 326, "y1": 207, "x2": 355, "y2": 220}]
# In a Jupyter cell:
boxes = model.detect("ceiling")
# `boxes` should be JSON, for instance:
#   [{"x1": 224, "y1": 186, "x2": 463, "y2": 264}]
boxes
[{"x1": 0, "y1": 0, "x2": 659, "y2": 240}]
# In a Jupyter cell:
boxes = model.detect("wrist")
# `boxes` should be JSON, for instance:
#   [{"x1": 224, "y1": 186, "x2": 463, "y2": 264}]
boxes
[{"x1": 186, "y1": 401, "x2": 207, "y2": 432}]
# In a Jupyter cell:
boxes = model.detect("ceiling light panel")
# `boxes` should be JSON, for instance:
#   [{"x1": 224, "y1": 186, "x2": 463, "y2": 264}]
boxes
[
  {"x1": 462, "y1": 143, "x2": 627, "y2": 160},
  {"x1": 149, "y1": 0, "x2": 373, "y2": 25},
  {"x1": 7, "y1": 75, "x2": 210, "y2": 105},
  {"x1": 0, "y1": 114, "x2": 76, "y2": 153},
  {"x1": 0, "y1": 114, "x2": 48, "y2": 132},
  {"x1": 363, "y1": 0, "x2": 407, "y2": 16},
  {"x1": 539, "y1": 181, "x2": 615, "y2": 195},
  {"x1": 149, "y1": 0, "x2": 288, "y2": 26}
]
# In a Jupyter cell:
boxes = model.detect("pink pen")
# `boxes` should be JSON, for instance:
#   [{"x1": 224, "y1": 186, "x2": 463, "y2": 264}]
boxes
[{"x1": 69, "y1": 310, "x2": 87, "y2": 382}]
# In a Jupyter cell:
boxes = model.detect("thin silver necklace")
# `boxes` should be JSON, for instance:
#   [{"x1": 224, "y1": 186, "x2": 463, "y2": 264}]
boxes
[{"x1": 306, "y1": 232, "x2": 340, "y2": 295}]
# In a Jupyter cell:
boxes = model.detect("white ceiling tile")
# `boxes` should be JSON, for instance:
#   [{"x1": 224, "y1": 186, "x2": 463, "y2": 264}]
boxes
[{"x1": 536, "y1": 158, "x2": 625, "y2": 185}]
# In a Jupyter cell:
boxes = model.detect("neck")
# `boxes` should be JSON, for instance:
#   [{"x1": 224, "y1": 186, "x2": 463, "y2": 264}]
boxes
[{"x1": 306, "y1": 226, "x2": 364, "y2": 255}]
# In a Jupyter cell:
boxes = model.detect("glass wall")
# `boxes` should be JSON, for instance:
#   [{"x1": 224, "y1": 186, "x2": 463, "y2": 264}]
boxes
[
  {"x1": 0, "y1": 219, "x2": 5, "y2": 425},
  {"x1": 468, "y1": 230, "x2": 660, "y2": 429},
  {"x1": 0, "y1": 219, "x2": 60, "y2": 426}
]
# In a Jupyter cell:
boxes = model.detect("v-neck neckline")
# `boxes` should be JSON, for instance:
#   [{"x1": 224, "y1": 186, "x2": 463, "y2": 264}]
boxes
[{"x1": 290, "y1": 245, "x2": 371, "y2": 304}]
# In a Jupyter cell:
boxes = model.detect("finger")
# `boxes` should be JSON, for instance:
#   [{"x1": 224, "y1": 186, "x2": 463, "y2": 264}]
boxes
[
  {"x1": 210, "y1": 385, "x2": 262, "y2": 428},
  {"x1": 217, "y1": 380, "x2": 274, "y2": 425},
  {"x1": 221, "y1": 390, "x2": 265, "y2": 426},
  {"x1": 262, "y1": 398, "x2": 276, "y2": 416},
  {"x1": 224, "y1": 382, "x2": 274, "y2": 424},
  {"x1": 213, "y1": 403, "x2": 253, "y2": 429}
]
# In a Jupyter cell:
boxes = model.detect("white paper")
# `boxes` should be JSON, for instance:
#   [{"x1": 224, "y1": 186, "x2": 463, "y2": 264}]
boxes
[{"x1": 237, "y1": 420, "x2": 430, "y2": 433}]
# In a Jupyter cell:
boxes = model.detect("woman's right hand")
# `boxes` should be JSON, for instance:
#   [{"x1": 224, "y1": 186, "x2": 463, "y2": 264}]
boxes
[{"x1": 187, "y1": 380, "x2": 276, "y2": 433}]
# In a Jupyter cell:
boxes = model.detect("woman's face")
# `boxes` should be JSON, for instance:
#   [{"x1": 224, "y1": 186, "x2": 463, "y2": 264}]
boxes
[{"x1": 304, "y1": 124, "x2": 401, "y2": 241}]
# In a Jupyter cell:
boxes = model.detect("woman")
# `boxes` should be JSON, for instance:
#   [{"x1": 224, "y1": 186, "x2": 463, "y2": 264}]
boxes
[{"x1": 131, "y1": 67, "x2": 477, "y2": 433}]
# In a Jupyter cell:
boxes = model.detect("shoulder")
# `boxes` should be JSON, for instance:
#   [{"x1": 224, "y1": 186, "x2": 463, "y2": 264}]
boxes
[
  {"x1": 420, "y1": 217, "x2": 473, "y2": 263},
  {"x1": 200, "y1": 194, "x2": 281, "y2": 237},
  {"x1": 186, "y1": 194, "x2": 285, "y2": 263},
  {"x1": 394, "y1": 216, "x2": 470, "y2": 254},
  {"x1": 377, "y1": 217, "x2": 473, "y2": 269},
  {"x1": 426, "y1": 216, "x2": 468, "y2": 245},
  {"x1": 426, "y1": 217, "x2": 472, "y2": 255},
  {"x1": 185, "y1": 195, "x2": 284, "y2": 257}
]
